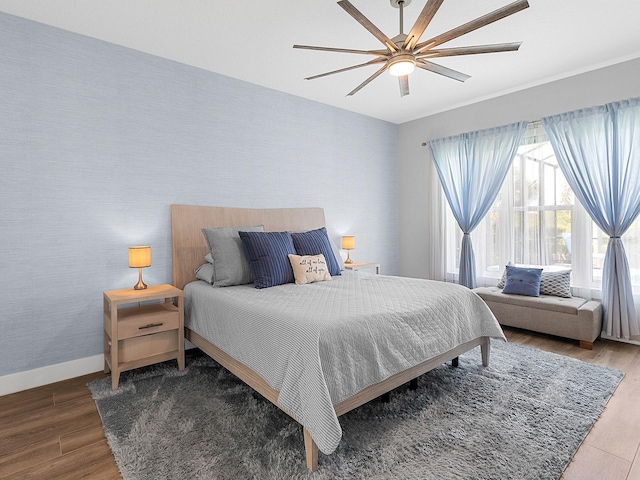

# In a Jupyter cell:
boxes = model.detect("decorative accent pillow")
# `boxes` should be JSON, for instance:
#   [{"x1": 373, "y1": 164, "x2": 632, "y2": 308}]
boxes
[
  {"x1": 194, "y1": 263, "x2": 214, "y2": 284},
  {"x1": 496, "y1": 262, "x2": 514, "y2": 289},
  {"x1": 201, "y1": 225, "x2": 264, "y2": 287},
  {"x1": 498, "y1": 262, "x2": 571, "y2": 297},
  {"x1": 239, "y1": 231, "x2": 296, "y2": 289},
  {"x1": 288, "y1": 254, "x2": 332, "y2": 285},
  {"x1": 502, "y1": 265, "x2": 543, "y2": 297},
  {"x1": 290, "y1": 227, "x2": 342, "y2": 276},
  {"x1": 540, "y1": 270, "x2": 572, "y2": 298}
]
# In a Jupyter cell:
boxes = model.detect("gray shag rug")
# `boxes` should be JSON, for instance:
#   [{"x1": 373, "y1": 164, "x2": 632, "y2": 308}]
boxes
[{"x1": 89, "y1": 342, "x2": 623, "y2": 480}]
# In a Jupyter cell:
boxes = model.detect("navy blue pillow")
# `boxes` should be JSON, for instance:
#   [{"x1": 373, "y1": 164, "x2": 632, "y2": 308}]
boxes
[
  {"x1": 502, "y1": 265, "x2": 543, "y2": 297},
  {"x1": 291, "y1": 227, "x2": 341, "y2": 277},
  {"x1": 239, "y1": 231, "x2": 296, "y2": 288}
]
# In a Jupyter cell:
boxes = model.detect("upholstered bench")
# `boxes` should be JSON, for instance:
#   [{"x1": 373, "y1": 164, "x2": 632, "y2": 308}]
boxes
[{"x1": 473, "y1": 286, "x2": 602, "y2": 349}]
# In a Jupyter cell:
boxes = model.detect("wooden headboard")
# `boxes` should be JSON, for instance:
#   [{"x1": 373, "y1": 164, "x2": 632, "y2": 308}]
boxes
[{"x1": 170, "y1": 205, "x2": 327, "y2": 290}]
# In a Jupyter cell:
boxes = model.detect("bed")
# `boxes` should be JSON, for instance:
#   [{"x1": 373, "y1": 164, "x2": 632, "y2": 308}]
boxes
[{"x1": 171, "y1": 204, "x2": 506, "y2": 471}]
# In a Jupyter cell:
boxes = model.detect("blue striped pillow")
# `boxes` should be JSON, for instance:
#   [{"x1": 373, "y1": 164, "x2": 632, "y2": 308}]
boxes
[
  {"x1": 239, "y1": 231, "x2": 296, "y2": 288},
  {"x1": 291, "y1": 227, "x2": 341, "y2": 276}
]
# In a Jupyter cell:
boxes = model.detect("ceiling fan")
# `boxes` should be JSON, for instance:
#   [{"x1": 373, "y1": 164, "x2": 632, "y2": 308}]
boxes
[{"x1": 293, "y1": 0, "x2": 530, "y2": 97}]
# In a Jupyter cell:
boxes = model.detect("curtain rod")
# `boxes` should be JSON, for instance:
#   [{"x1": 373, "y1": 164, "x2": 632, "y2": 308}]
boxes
[{"x1": 420, "y1": 120, "x2": 541, "y2": 146}]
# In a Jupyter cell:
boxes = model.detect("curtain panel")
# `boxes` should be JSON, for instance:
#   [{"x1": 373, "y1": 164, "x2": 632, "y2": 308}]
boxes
[
  {"x1": 428, "y1": 121, "x2": 527, "y2": 289},
  {"x1": 541, "y1": 97, "x2": 640, "y2": 340}
]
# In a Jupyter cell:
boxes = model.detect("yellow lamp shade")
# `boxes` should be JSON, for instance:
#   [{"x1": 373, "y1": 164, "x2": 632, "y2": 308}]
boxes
[
  {"x1": 341, "y1": 236, "x2": 355, "y2": 264},
  {"x1": 341, "y1": 236, "x2": 355, "y2": 250},
  {"x1": 128, "y1": 246, "x2": 151, "y2": 268}
]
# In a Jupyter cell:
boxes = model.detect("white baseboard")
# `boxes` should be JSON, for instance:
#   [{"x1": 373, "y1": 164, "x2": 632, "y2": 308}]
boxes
[
  {"x1": 601, "y1": 333, "x2": 640, "y2": 346},
  {"x1": 0, "y1": 354, "x2": 104, "y2": 397}
]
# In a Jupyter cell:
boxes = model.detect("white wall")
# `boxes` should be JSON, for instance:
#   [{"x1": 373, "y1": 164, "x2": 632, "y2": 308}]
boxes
[{"x1": 398, "y1": 57, "x2": 640, "y2": 279}]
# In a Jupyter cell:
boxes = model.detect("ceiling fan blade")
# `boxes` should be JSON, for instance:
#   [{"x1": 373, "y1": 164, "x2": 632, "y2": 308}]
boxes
[
  {"x1": 416, "y1": 60, "x2": 471, "y2": 82},
  {"x1": 399, "y1": 75, "x2": 410, "y2": 97},
  {"x1": 338, "y1": 0, "x2": 399, "y2": 52},
  {"x1": 414, "y1": 0, "x2": 529, "y2": 54},
  {"x1": 403, "y1": 0, "x2": 445, "y2": 50},
  {"x1": 305, "y1": 58, "x2": 386, "y2": 81},
  {"x1": 347, "y1": 64, "x2": 388, "y2": 96},
  {"x1": 293, "y1": 44, "x2": 387, "y2": 57},
  {"x1": 417, "y1": 42, "x2": 522, "y2": 58}
]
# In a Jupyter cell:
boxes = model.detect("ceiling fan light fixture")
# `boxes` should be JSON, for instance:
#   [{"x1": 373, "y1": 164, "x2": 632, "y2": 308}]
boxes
[{"x1": 388, "y1": 54, "x2": 416, "y2": 76}]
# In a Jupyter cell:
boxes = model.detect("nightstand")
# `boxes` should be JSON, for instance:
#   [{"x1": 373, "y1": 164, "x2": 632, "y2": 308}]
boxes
[
  {"x1": 103, "y1": 284, "x2": 184, "y2": 390},
  {"x1": 344, "y1": 261, "x2": 381, "y2": 275}
]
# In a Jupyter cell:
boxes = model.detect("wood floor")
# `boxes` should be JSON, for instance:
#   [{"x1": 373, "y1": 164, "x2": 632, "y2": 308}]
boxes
[{"x1": 1, "y1": 329, "x2": 639, "y2": 479}]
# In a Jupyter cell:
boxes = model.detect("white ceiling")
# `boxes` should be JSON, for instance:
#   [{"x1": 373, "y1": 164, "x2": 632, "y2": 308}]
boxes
[{"x1": 1, "y1": 0, "x2": 639, "y2": 124}]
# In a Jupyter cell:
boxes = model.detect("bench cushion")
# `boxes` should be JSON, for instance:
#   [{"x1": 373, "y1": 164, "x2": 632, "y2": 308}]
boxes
[{"x1": 473, "y1": 287, "x2": 586, "y2": 315}]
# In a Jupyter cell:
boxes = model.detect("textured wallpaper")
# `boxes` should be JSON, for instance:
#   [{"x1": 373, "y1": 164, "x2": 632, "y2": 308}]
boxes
[{"x1": 0, "y1": 12, "x2": 399, "y2": 377}]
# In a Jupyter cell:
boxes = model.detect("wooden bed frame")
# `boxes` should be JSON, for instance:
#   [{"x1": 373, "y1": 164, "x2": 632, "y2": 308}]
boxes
[{"x1": 170, "y1": 204, "x2": 491, "y2": 471}]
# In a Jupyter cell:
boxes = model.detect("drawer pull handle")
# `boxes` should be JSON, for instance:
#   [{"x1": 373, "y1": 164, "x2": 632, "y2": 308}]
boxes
[{"x1": 139, "y1": 322, "x2": 163, "y2": 330}]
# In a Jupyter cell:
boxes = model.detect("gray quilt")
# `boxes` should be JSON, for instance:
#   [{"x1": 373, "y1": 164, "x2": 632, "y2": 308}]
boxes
[{"x1": 184, "y1": 271, "x2": 505, "y2": 454}]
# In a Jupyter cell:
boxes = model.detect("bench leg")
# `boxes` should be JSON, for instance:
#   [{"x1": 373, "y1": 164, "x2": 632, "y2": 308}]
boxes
[{"x1": 579, "y1": 340, "x2": 593, "y2": 350}]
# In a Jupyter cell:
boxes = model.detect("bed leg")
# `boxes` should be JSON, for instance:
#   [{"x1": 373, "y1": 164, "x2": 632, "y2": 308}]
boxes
[
  {"x1": 409, "y1": 378, "x2": 418, "y2": 390},
  {"x1": 303, "y1": 427, "x2": 318, "y2": 472},
  {"x1": 481, "y1": 338, "x2": 491, "y2": 367},
  {"x1": 451, "y1": 357, "x2": 459, "y2": 368}
]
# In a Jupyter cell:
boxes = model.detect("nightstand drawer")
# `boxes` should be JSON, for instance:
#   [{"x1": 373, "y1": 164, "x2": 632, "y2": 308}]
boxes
[
  {"x1": 119, "y1": 330, "x2": 179, "y2": 363},
  {"x1": 117, "y1": 303, "x2": 180, "y2": 339}
]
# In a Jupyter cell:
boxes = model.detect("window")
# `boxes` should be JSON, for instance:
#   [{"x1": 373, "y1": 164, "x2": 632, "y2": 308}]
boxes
[
  {"x1": 443, "y1": 123, "x2": 640, "y2": 293},
  {"x1": 497, "y1": 140, "x2": 573, "y2": 268}
]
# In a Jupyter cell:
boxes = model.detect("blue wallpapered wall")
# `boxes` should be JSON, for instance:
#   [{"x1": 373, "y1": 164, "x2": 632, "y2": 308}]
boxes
[{"x1": 0, "y1": 12, "x2": 399, "y2": 377}]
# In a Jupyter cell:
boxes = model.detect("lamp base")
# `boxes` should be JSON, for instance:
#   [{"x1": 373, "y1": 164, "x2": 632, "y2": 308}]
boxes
[
  {"x1": 344, "y1": 250, "x2": 353, "y2": 264},
  {"x1": 133, "y1": 268, "x2": 147, "y2": 290}
]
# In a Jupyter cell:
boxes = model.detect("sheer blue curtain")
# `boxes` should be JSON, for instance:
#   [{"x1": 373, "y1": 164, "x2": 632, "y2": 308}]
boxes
[
  {"x1": 541, "y1": 98, "x2": 640, "y2": 339},
  {"x1": 428, "y1": 122, "x2": 527, "y2": 288}
]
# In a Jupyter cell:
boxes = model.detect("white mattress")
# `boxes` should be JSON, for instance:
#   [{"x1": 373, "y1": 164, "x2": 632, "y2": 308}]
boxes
[{"x1": 184, "y1": 271, "x2": 505, "y2": 454}]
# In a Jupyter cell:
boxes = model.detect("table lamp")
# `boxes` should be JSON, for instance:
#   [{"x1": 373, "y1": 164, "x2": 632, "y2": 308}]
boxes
[
  {"x1": 129, "y1": 246, "x2": 151, "y2": 290},
  {"x1": 341, "y1": 236, "x2": 355, "y2": 264}
]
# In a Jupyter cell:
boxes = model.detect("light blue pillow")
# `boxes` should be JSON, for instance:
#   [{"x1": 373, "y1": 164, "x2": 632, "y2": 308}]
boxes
[
  {"x1": 239, "y1": 231, "x2": 296, "y2": 289},
  {"x1": 291, "y1": 227, "x2": 342, "y2": 276},
  {"x1": 502, "y1": 265, "x2": 543, "y2": 297}
]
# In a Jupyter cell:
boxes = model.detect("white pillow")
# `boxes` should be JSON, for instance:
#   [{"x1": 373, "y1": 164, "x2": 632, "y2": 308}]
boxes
[{"x1": 288, "y1": 254, "x2": 332, "y2": 285}]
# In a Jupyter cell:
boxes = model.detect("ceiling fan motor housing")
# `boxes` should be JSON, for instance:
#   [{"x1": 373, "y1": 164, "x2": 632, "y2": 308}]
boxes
[{"x1": 390, "y1": 0, "x2": 412, "y2": 8}]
